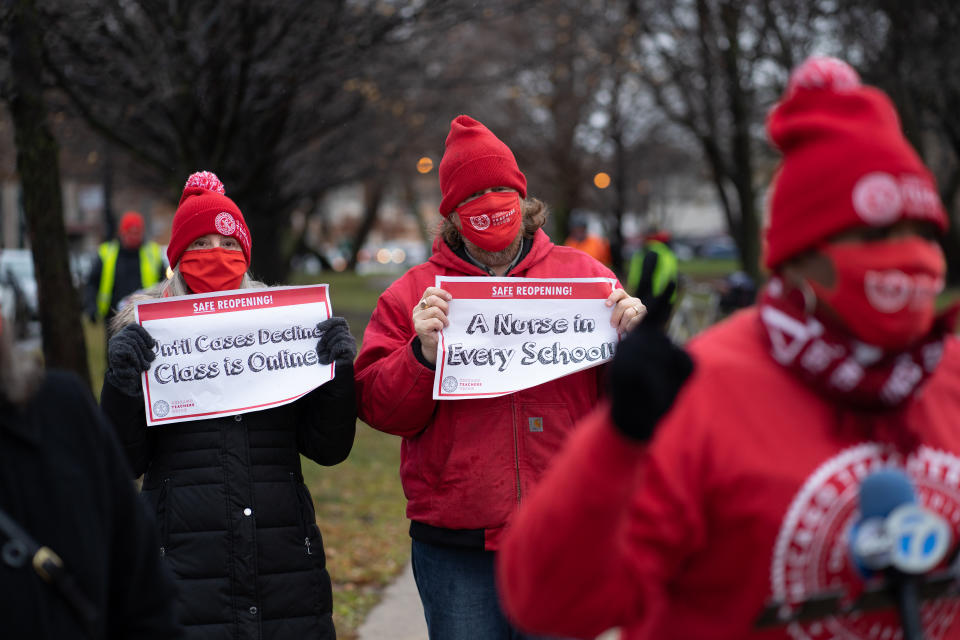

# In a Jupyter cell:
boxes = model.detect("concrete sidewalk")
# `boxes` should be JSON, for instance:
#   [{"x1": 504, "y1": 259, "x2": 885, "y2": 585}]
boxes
[
  {"x1": 357, "y1": 561, "x2": 427, "y2": 640},
  {"x1": 357, "y1": 559, "x2": 619, "y2": 640}
]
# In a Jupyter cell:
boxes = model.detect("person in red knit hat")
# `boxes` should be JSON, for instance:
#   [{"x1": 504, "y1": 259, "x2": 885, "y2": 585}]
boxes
[
  {"x1": 98, "y1": 171, "x2": 358, "y2": 640},
  {"x1": 497, "y1": 57, "x2": 960, "y2": 640},
  {"x1": 354, "y1": 115, "x2": 647, "y2": 639}
]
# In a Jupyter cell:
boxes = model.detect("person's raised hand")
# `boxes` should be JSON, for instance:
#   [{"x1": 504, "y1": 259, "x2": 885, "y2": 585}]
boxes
[
  {"x1": 105, "y1": 323, "x2": 156, "y2": 397},
  {"x1": 412, "y1": 287, "x2": 451, "y2": 365},
  {"x1": 609, "y1": 317, "x2": 693, "y2": 442},
  {"x1": 316, "y1": 317, "x2": 357, "y2": 366}
]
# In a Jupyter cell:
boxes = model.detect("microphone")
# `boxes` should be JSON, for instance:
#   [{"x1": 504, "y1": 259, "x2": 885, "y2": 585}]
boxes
[{"x1": 850, "y1": 469, "x2": 952, "y2": 640}]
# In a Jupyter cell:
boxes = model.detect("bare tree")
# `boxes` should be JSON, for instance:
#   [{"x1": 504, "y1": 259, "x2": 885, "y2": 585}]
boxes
[
  {"x1": 621, "y1": 0, "x2": 826, "y2": 278},
  {"x1": 41, "y1": 0, "x2": 491, "y2": 282},
  {"x1": 2, "y1": 0, "x2": 89, "y2": 383}
]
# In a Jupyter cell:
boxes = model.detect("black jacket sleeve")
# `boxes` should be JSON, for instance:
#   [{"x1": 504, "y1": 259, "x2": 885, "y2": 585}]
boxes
[
  {"x1": 295, "y1": 361, "x2": 357, "y2": 466},
  {"x1": 99, "y1": 378, "x2": 153, "y2": 477},
  {"x1": 86, "y1": 256, "x2": 103, "y2": 319}
]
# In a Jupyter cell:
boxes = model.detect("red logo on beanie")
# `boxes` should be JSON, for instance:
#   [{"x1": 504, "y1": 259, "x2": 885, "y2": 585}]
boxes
[
  {"x1": 215, "y1": 212, "x2": 237, "y2": 236},
  {"x1": 470, "y1": 215, "x2": 491, "y2": 230}
]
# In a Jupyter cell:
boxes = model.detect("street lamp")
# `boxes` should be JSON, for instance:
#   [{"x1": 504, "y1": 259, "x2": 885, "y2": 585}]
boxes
[{"x1": 417, "y1": 157, "x2": 434, "y2": 173}]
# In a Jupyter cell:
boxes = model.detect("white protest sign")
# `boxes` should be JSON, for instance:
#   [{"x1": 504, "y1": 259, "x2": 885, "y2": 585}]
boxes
[
  {"x1": 136, "y1": 285, "x2": 335, "y2": 426},
  {"x1": 433, "y1": 276, "x2": 619, "y2": 400}
]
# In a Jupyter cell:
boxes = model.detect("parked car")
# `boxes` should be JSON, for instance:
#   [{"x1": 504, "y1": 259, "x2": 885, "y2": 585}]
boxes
[{"x1": 0, "y1": 249, "x2": 39, "y2": 339}]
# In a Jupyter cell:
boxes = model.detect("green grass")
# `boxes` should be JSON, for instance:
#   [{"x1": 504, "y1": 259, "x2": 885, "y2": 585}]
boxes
[
  {"x1": 84, "y1": 271, "x2": 409, "y2": 640},
  {"x1": 677, "y1": 257, "x2": 740, "y2": 279}
]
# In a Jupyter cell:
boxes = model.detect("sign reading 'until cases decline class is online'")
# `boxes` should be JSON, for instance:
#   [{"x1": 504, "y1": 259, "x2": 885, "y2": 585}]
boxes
[
  {"x1": 433, "y1": 277, "x2": 620, "y2": 400},
  {"x1": 136, "y1": 285, "x2": 335, "y2": 426}
]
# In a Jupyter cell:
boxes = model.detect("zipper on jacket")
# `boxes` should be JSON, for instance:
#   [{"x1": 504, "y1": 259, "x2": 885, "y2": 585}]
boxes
[
  {"x1": 290, "y1": 473, "x2": 313, "y2": 556},
  {"x1": 512, "y1": 396, "x2": 521, "y2": 504},
  {"x1": 158, "y1": 478, "x2": 171, "y2": 557}
]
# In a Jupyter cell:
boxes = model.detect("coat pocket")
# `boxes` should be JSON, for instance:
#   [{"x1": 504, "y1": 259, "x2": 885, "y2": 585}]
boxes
[
  {"x1": 157, "y1": 478, "x2": 172, "y2": 557},
  {"x1": 289, "y1": 473, "x2": 314, "y2": 557}
]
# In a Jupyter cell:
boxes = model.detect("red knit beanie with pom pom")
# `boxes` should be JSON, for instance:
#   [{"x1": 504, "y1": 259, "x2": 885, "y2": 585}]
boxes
[
  {"x1": 167, "y1": 171, "x2": 252, "y2": 268},
  {"x1": 764, "y1": 57, "x2": 947, "y2": 269}
]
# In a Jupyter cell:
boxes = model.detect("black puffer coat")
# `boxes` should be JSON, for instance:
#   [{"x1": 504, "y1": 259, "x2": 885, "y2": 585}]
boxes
[
  {"x1": 1, "y1": 371, "x2": 181, "y2": 639},
  {"x1": 100, "y1": 363, "x2": 356, "y2": 640}
]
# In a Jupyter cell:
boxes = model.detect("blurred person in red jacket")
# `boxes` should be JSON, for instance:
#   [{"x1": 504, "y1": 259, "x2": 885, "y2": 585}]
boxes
[
  {"x1": 497, "y1": 57, "x2": 960, "y2": 640},
  {"x1": 354, "y1": 115, "x2": 646, "y2": 640}
]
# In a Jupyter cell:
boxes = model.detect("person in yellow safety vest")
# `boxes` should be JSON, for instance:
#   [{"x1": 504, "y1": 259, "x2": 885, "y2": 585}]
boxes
[
  {"x1": 626, "y1": 230, "x2": 679, "y2": 329},
  {"x1": 86, "y1": 211, "x2": 165, "y2": 329}
]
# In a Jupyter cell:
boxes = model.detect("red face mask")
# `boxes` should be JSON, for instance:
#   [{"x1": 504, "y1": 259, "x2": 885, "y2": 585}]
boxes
[
  {"x1": 179, "y1": 248, "x2": 248, "y2": 293},
  {"x1": 809, "y1": 237, "x2": 946, "y2": 350},
  {"x1": 455, "y1": 191, "x2": 523, "y2": 252}
]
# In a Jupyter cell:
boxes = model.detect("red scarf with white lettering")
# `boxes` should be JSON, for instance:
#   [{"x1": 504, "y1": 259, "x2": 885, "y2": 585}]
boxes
[
  {"x1": 758, "y1": 278, "x2": 957, "y2": 451},
  {"x1": 759, "y1": 277, "x2": 957, "y2": 411}
]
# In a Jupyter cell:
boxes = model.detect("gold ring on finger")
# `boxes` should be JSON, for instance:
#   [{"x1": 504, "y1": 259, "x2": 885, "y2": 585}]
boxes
[{"x1": 419, "y1": 299, "x2": 429, "y2": 310}]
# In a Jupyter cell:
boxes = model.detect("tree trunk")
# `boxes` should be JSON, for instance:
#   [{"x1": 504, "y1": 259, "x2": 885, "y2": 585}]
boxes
[
  {"x1": 102, "y1": 142, "x2": 115, "y2": 240},
  {"x1": 721, "y1": 1, "x2": 761, "y2": 279},
  {"x1": 347, "y1": 179, "x2": 384, "y2": 270},
  {"x1": 5, "y1": 0, "x2": 90, "y2": 385},
  {"x1": 610, "y1": 120, "x2": 627, "y2": 277}
]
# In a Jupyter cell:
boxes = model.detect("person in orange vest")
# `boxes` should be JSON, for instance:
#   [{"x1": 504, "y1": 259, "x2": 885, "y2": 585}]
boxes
[
  {"x1": 563, "y1": 213, "x2": 612, "y2": 266},
  {"x1": 86, "y1": 211, "x2": 164, "y2": 331}
]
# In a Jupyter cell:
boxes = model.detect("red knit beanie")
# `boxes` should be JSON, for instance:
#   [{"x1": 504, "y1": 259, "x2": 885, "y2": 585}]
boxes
[
  {"x1": 438, "y1": 115, "x2": 527, "y2": 216},
  {"x1": 764, "y1": 57, "x2": 947, "y2": 269},
  {"x1": 167, "y1": 171, "x2": 252, "y2": 268},
  {"x1": 119, "y1": 211, "x2": 144, "y2": 233}
]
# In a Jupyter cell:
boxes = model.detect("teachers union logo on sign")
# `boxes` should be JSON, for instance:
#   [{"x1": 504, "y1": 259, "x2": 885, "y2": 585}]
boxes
[
  {"x1": 769, "y1": 443, "x2": 960, "y2": 640},
  {"x1": 469, "y1": 215, "x2": 490, "y2": 231},
  {"x1": 441, "y1": 376, "x2": 459, "y2": 393},
  {"x1": 215, "y1": 211, "x2": 237, "y2": 236},
  {"x1": 153, "y1": 400, "x2": 170, "y2": 418}
]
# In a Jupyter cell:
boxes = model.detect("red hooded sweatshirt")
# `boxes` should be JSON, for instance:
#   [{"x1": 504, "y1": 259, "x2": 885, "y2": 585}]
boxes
[
  {"x1": 355, "y1": 229, "x2": 618, "y2": 550},
  {"x1": 498, "y1": 308, "x2": 960, "y2": 639}
]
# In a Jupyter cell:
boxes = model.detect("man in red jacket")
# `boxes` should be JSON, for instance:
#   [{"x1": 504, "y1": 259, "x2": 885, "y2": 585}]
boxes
[
  {"x1": 497, "y1": 57, "x2": 960, "y2": 640},
  {"x1": 354, "y1": 115, "x2": 645, "y2": 639}
]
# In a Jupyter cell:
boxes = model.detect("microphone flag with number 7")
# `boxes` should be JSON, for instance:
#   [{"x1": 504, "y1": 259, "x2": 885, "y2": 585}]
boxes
[
  {"x1": 135, "y1": 284, "x2": 335, "y2": 425},
  {"x1": 433, "y1": 276, "x2": 620, "y2": 400}
]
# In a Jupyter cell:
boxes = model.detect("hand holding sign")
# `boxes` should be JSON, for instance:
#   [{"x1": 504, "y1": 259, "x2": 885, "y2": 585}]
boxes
[
  {"x1": 606, "y1": 288, "x2": 647, "y2": 333},
  {"x1": 105, "y1": 324, "x2": 157, "y2": 397},
  {"x1": 413, "y1": 286, "x2": 452, "y2": 365}
]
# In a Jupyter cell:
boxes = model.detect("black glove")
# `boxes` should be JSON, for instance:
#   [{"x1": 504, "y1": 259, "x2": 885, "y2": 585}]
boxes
[
  {"x1": 610, "y1": 322, "x2": 694, "y2": 442},
  {"x1": 105, "y1": 323, "x2": 156, "y2": 397},
  {"x1": 316, "y1": 317, "x2": 357, "y2": 365},
  {"x1": 634, "y1": 250, "x2": 678, "y2": 330}
]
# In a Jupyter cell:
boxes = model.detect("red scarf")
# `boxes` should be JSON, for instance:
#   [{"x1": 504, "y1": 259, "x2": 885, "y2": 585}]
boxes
[{"x1": 759, "y1": 277, "x2": 957, "y2": 411}]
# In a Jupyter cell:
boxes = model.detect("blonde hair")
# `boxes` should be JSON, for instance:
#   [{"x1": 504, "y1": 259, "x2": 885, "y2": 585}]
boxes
[
  {"x1": 440, "y1": 197, "x2": 549, "y2": 249},
  {"x1": 109, "y1": 266, "x2": 265, "y2": 337},
  {"x1": 0, "y1": 328, "x2": 42, "y2": 406}
]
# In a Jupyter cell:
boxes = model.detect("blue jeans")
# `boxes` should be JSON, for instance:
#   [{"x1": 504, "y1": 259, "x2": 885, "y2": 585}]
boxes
[{"x1": 411, "y1": 539, "x2": 562, "y2": 640}]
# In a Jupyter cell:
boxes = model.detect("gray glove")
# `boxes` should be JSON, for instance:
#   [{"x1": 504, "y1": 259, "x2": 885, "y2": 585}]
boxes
[
  {"x1": 105, "y1": 323, "x2": 156, "y2": 396},
  {"x1": 316, "y1": 317, "x2": 357, "y2": 365}
]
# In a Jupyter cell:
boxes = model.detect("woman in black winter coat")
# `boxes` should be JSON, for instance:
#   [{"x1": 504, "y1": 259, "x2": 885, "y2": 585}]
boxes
[
  {"x1": 0, "y1": 321, "x2": 181, "y2": 639},
  {"x1": 99, "y1": 171, "x2": 357, "y2": 640}
]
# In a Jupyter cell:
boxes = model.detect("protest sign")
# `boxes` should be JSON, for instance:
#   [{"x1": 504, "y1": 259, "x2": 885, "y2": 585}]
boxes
[
  {"x1": 432, "y1": 276, "x2": 619, "y2": 400},
  {"x1": 136, "y1": 285, "x2": 335, "y2": 425}
]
